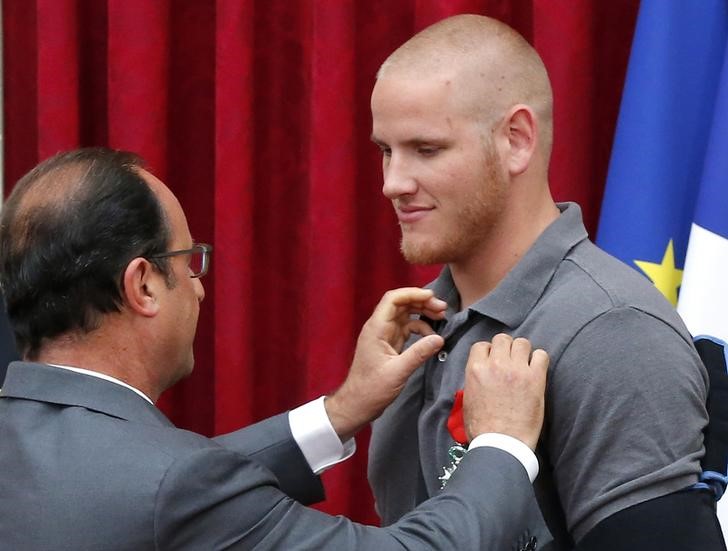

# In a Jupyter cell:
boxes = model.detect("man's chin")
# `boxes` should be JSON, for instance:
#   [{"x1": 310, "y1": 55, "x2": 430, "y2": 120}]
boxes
[
  {"x1": 168, "y1": 357, "x2": 195, "y2": 388},
  {"x1": 400, "y1": 239, "x2": 447, "y2": 265}
]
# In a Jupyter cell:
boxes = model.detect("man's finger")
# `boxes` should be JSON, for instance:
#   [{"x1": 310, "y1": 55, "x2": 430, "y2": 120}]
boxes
[
  {"x1": 419, "y1": 296, "x2": 447, "y2": 320},
  {"x1": 465, "y1": 341, "x2": 492, "y2": 375},
  {"x1": 511, "y1": 337, "x2": 532, "y2": 365},
  {"x1": 468, "y1": 341, "x2": 492, "y2": 361},
  {"x1": 399, "y1": 334, "x2": 445, "y2": 368},
  {"x1": 372, "y1": 288, "x2": 441, "y2": 323},
  {"x1": 392, "y1": 297, "x2": 447, "y2": 322},
  {"x1": 489, "y1": 333, "x2": 513, "y2": 364},
  {"x1": 405, "y1": 319, "x2": 437, "y2": 338},
  {"x1": 531, "y1": 348, "x2": 550, "y2": 373}
]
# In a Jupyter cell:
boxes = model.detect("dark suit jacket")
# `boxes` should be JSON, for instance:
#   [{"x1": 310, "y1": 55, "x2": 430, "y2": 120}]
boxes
[{"x1": 0, "y1": 362, "x2": 538, "y2": 550}]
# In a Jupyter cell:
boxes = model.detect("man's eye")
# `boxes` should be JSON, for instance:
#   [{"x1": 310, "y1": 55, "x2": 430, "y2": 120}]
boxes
[
  {"x1": 418, "y1": 147, "x2": 440, "y2": 157},
  {"x1": 378, "y1": 145, "x2": 392, "y2": 157}
]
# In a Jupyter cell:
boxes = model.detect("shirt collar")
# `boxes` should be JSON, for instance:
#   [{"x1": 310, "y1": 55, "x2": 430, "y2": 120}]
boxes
[
  {"x1": 48, "y1": 363, "x2": 154, "y2": 404},
  {"x1": 432, "y1": 202, "x2": 589, "y2": 328}
]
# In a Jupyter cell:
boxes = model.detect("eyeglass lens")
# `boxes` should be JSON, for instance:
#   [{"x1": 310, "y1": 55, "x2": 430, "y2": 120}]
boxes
[{"x1": 189, "y1": 249, "x2": 206, "y2": 276}]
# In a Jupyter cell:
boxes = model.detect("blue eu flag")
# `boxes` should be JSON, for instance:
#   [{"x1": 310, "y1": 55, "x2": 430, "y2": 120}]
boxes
[{"x1": 597, "y1": 0, "x2": 728, "y2": 310}]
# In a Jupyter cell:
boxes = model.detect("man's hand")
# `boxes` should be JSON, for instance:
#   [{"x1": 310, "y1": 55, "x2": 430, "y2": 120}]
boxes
[
  {"x1": 463, "y1": 334, "x2": 548, "y2": 450},
  {"x1": 325, "y1": 288, "x2": 446, "y2": 442}
]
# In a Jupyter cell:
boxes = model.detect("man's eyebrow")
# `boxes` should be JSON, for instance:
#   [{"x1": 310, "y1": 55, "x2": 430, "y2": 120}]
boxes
[
  {"x1": 370, "y1": 135, "x2": 447, "y2": 147},
  {"x1": 406, "y1": 137, "x2": 446, "y2": 146}
]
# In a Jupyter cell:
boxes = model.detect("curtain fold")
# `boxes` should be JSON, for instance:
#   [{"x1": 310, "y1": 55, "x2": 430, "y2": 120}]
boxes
[
  {"x1": 3, "y1": 0, "x2": 639, "y2": 524},
  {"x1": 215, "y1": 0, "x2": 256, "y2": 431}
]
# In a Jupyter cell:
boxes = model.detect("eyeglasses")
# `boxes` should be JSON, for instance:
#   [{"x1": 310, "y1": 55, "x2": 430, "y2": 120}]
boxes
[{"x1": 148, "y1": 243, "x2": 212, "y2": 278}]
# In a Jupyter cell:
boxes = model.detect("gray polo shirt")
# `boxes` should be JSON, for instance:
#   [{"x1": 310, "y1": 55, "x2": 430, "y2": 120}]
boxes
[{"x1": 370, "y1": 202, "x2": 708, "y2": 544}]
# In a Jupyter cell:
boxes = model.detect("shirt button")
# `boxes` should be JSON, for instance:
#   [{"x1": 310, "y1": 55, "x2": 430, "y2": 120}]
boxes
[{"x1": 437, "y1": 351, "x2": 448, "y2": 362}]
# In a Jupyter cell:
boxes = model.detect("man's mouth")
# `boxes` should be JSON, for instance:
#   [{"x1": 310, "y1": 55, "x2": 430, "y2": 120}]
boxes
[{"x1": 395, "y1": 204, "x2": 434, "y2": 224}]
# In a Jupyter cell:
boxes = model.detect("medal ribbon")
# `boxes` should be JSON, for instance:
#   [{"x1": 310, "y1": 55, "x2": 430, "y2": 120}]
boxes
[{"x1": 446, "y1": 389, "x2": 468, "y2": 445}]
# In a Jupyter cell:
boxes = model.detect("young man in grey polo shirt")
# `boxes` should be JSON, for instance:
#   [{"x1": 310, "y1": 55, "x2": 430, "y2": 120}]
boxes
[{"x1": 367, "y1": 14, "x2": 723, "y2": 550}]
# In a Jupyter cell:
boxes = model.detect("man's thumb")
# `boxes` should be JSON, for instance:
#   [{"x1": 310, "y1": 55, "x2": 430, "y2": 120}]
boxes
[{"x1": 399, "y1": 334, "x2": 445, "y2": 370}]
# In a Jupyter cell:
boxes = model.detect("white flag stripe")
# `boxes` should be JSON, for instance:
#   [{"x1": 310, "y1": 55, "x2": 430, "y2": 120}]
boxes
[{"x1": 678, "y1": 223, "x2": 728, "y2": 341}]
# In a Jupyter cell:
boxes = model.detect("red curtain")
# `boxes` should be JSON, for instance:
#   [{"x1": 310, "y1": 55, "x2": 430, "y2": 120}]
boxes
[{"x1": 3, "y1": 0, "x2": 639, "y2": 524}]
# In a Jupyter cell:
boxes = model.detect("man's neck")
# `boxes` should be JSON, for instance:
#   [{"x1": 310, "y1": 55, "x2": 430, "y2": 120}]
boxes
[
  {"x1": 35, "y1": 332, "x2": 163, "y2": 402},
  {"x1": 47, "y1": 363, "x2": 155, "y2": 404},
  {"x1": 450, "y1": 201, "x2": 560, "y2": 310}
]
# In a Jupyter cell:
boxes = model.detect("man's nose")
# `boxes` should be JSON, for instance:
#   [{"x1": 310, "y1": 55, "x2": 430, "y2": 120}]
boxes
[
  {"x1": 382, "y1": 154, "x2": 418, "y2": 199},
  {"x1": 194, "y1": 277, "x2": 205, "y2": 303}
]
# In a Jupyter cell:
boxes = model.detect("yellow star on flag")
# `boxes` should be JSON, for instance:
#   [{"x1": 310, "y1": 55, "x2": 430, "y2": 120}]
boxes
[{"x1": 634, "y1": 239, "x2": 683, "y2": 306}]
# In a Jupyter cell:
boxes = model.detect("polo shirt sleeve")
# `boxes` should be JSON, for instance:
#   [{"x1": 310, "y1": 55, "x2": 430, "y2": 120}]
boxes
[{"x1": 545, "y1": 307, "x2": 708, "y2": 542}]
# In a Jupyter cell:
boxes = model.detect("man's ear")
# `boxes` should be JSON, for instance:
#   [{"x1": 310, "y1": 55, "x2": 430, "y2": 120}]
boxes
[
  {"x1": 503, "y1": 104, "x2": 537, "y2": 176},
  {"x1": 122, "y1": 258, "x2": 161, "y2": 317}
]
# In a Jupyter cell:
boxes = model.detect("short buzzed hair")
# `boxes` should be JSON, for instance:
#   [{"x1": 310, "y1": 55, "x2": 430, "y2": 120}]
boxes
[
  {"x1": 378, "y1": 14, "x2": 553, "y2": 155},
  {"x1": 0, "y1": 148, "x2": 172, "y2": 359}
]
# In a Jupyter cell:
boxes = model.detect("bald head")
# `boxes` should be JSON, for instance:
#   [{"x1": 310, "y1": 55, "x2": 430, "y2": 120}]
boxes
[{"x1": 377, "y1": 14, "x2": 553, "y2": 155}]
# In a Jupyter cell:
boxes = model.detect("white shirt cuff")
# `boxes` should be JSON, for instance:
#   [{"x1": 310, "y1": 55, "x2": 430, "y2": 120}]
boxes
[
  {"x1": 288, "y1": 396, "x2": 356, "y2": 474},
  {"x1": 469, "y1": 433, "x2": 539, "y2": 483}
]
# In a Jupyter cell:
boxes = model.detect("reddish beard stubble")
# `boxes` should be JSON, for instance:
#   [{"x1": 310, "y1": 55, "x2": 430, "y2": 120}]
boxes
[{"x1": 399, "y1": 141, "x2": 507, "y2": 265}]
